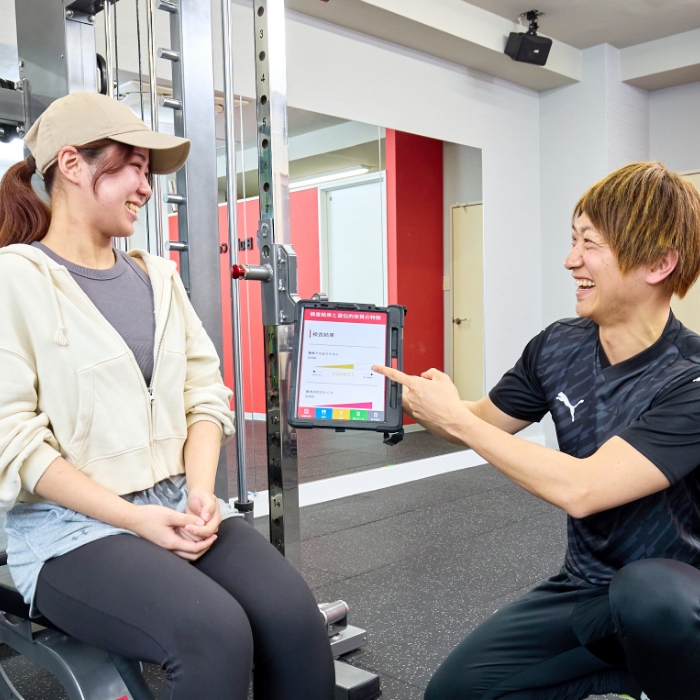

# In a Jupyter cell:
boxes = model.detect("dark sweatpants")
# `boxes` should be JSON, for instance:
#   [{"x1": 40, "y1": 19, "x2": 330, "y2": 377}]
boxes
[
  {"x1": 425, "y1": 559, "x2": 700, "y2": 700},
  {"x1": 34, "y1": 517, "x2": 335, "y2": 700}
]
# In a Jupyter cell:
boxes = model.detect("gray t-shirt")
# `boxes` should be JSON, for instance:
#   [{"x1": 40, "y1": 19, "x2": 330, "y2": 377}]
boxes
[{"x1": 31, "y1": 241, "x2": 155, "y2": 384}]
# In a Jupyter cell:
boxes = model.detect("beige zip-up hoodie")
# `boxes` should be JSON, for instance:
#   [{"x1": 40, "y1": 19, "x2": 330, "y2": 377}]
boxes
[{"x1": 0, "y1": 244, "x2": 234, "y2": 511}]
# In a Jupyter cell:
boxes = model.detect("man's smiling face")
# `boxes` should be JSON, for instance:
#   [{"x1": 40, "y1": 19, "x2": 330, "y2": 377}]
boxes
[{"x1": 565, "y1": 213, "x2": 649, "y2": 324}]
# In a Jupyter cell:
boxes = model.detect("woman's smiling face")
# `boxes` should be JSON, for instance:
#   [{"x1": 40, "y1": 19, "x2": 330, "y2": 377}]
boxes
[{"x1": 89, "y1": 146, "x2": 152, "y2": 239}]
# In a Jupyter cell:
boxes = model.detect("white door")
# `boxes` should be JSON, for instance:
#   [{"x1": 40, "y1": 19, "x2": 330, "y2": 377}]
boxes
[
  {"x1": 322, "y1": 179, "x2": 386, "y2": 306},
  {"x1": 451, "y1": 204, "x2": 484, "y2": 401},
  {"x1": 672, "y1": 172, "x2": 700, "y2": 332}
]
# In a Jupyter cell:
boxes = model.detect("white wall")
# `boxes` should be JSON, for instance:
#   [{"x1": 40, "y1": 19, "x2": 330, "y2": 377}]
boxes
[
  {"x1": 540, "y1": 44, "x2": 649, "y2": 329},
  {"x1": 650, "y1": 81, "x2": 700, "y2": 172},
  {"x1": 605, "y1": 48, "x2": 650, "y2": 173},
  {"x1": 539, "y1": 44, "x2": 649, "y2": 446}
]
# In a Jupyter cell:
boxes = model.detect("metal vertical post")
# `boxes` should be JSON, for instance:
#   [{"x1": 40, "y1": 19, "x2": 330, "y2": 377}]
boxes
[
  {"x1": 221, "y1": 0, "x2": 252, "y2": 520},
  {"x1": 160, "y1": 0, "x2": 229, "y2": 498},
  {"x1": 145, "y1": 0, "x2": 165, "y2": 258},
  {"x1": 105, "y1": 0, "x2": 129, "y2": 254},
  {"x1": 103, "y1": 1, "x2": 115, "y2": 98},
  {"x1": 254, "y1": 0, "x2": 301, "y2": 568}
]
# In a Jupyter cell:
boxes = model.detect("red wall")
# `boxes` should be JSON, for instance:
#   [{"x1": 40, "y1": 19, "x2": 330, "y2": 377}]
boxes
[
  {"x1": 169, "y1": 187, "x2": 320, "y2": 416},
  {"x1": 386, "y1": 130, "x2": 444, "y2": 384}
]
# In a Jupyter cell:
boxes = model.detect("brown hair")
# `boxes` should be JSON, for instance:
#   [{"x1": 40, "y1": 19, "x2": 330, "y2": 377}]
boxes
[
  {"x1": 0, "y1": 139, "x2": 138, "y2": 248},
  {"x1": 573, "y1": 162, "x2": 700, "y2": 298}
]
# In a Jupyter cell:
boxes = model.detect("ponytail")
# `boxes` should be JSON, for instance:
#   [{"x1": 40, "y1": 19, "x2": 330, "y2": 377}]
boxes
[
  {"x1": 0, "y1": 140, "x2": 131, "y2": 248},
  {"x1": 0, "y1": 156, "x2": 52, "y2": 248}
]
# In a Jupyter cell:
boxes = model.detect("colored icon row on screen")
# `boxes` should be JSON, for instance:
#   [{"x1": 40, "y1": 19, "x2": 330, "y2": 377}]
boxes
[{"x1": 298, "y1": 407, "x2": 385, "y2": 421}]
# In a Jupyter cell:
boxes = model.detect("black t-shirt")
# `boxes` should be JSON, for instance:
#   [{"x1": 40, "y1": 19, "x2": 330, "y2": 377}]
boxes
[{"x1": 490, "y1": 313, "x2": 700, "y2": 586}]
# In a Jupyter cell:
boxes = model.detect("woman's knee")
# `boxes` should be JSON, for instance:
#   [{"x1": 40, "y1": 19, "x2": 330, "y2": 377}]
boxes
[
  {"x1": 159, "y1": 598, "x2": 254, "y2": 699},
  {"x1": 610, "y1": 558, "x2": 700, "y2": 642},
  {"x1": 167, "y1": 594, "x2": 253, "y2": 664},
  {"x1": 234, "y1": 549, "x2": 324, "y2": 640},
  {"x1": 256, "y1": 576, "x2": 327, "y2": 651}
]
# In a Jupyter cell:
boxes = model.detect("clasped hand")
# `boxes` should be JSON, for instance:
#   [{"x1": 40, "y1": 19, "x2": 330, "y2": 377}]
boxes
[{"x1": 130, "y1": 488, "x2": 222, "y2": 562}]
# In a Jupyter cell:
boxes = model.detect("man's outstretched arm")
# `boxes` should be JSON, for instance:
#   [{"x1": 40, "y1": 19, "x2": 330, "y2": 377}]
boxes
[
  {"x1": 466, "y1": 396, "x2": 532, "y2": 435},
  {"x1": 375, "y1": 365, "x2": 670, "y2": 518},
  {"x1": 402, "y1": 380, "x2": 531, "y2": 441},
  {"x1": 419, "y1": 397, "x2": 531, "y2": 443}
]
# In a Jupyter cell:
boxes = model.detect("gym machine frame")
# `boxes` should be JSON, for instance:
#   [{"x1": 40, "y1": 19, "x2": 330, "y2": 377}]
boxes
[
  {"x1": 228, "y1": 0, "x2": 379, "y2": 687},
  {"x1": 0, "y1": 1, "x2": 380, "y2": 697}
]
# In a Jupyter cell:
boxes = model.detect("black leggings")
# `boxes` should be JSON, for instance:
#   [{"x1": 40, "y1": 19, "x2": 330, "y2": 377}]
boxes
[
  {"x1": 425, "y1": 559, "x2": 700, "y2": 700},
  {"x1": 34, "y1": 517, "x2": 335, "y2": 700}
]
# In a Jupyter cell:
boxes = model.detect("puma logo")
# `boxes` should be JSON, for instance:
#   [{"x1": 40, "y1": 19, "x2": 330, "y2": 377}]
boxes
[
  {"x1": 556, "y1": 392, "x2": 584, "y2": 422},
  {"x1": 693, "y1": 377, "x2": 700, "y2": 382}
]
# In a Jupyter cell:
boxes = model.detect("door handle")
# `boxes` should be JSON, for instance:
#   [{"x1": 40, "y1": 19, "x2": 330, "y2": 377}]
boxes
[{"x1": 452, "y1": 317, "x2": 470, "y2": 325}]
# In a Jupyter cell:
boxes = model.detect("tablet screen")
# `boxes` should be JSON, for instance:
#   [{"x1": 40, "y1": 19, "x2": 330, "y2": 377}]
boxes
[{"x1": 295, "y1": 308, "x2": 388, "y2": 423}]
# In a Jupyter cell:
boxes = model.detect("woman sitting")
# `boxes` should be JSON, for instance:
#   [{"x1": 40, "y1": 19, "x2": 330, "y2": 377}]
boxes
[{"x1": 0, "y1": 91, "x2": 334, "y2": 700}]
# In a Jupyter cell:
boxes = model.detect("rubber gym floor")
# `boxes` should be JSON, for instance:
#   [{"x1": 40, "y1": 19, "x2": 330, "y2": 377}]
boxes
[{"x1": 0, "y1": 428, "x2": 621, "y2": 700}]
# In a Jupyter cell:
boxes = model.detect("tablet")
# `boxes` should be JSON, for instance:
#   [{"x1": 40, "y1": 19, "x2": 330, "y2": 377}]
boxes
[{"x1": 288, "y1": 301, "x2": 405, "y2": 434}]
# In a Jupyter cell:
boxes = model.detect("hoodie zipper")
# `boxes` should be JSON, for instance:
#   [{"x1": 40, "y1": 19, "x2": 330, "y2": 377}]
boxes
[
  {"x1": 148, "y1": 288, "x2": 173, "y2": 407},
  {"x1": 146, "y1": 288, "x2": 173, "y2": 472},
  {"x1": 27, "y1": 246, "x2": 176, "y2": 465}
]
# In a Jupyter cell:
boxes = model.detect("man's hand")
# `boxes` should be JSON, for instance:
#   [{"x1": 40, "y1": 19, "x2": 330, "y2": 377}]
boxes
[
  {"x1": 127, "y1": 504, "x2": 217, "y2": 562},
  {"x1": 372, "y1": 365, "x2": 472, "y2": 443}
]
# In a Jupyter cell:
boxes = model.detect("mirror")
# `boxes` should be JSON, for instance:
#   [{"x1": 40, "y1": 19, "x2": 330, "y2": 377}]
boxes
[{"x1": 217, "y1": 98, "x2": 484, "y2": 499}]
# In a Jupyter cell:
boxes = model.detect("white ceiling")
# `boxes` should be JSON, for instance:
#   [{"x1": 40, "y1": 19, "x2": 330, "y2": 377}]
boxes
[
  {"x1": 286, "y1": 0, "x2": 700, "y2": 91},
  {"x1": 285, "y1": 0, "x2": 581, "y2": 91},
  {"x1": 463, "y1": 0, "x2": 700, "y2": 49}
]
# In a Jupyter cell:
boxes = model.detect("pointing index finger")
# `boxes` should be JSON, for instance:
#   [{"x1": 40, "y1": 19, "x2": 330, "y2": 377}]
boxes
[{"x1": 372, "y1": 364, "x2": 413, "y2": 387}]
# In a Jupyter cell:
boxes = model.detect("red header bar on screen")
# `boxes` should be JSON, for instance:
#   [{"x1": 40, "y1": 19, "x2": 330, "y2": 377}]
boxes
[{"x1": 303, "y1": 309, "x2": 387, "y2": 325}]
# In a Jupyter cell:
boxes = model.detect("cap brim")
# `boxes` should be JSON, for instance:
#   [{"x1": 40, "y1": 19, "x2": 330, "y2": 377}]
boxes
[{"x1": 111, "y1": 129, "x2": 191, "y2": 174}]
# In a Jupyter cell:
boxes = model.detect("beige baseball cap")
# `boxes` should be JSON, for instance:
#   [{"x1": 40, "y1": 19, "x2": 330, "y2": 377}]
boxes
[{"x1": 24, "y1": 91, "x2": 190, "y2": 175}]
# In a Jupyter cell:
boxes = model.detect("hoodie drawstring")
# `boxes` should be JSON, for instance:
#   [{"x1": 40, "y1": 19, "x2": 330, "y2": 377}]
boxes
[
  {"x1": 40, "y1": 257, "x2": 69, "y2": 346},
  {"x1": 54, "y1": 327, "x2": 68, "y2": 347}
]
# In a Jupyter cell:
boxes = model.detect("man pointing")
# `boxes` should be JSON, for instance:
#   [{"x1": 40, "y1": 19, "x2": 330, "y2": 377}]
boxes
[{"x1": 374, "y1": 162, "x2": 700, "y2": 700}]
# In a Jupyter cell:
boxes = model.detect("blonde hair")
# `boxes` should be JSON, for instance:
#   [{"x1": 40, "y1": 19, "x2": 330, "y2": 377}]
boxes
[{"x1": 573, "y1": 162, "x2": 700, "y2": 298}]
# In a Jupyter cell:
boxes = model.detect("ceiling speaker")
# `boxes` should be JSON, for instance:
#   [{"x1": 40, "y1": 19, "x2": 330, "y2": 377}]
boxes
[{"x1": 504, "y1": 10, "x2": 552, "y2": 67}]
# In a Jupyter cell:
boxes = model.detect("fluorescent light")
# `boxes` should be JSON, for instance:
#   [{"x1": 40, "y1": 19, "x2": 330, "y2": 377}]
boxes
[{"x1": 290, "y1": 167, "x2": 370, "y2": 190}]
